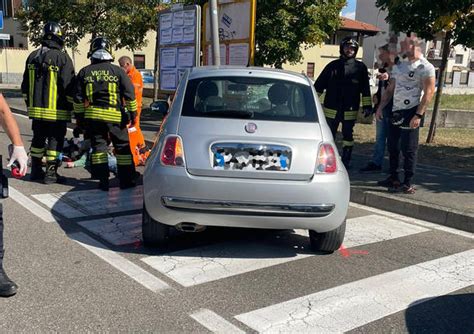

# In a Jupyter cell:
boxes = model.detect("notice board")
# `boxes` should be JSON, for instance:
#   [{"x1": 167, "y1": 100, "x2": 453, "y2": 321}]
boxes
[{"x1": 157, "y1": 4, "x2": 201, "y2": 93}]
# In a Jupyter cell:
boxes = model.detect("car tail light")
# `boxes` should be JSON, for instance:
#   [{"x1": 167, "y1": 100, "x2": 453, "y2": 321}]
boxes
[
  {"x1": 160, "y1": 136, "x2": 185, "y2": 166},
  {"x1": 316, "y1": 143, "x2": 337, "y2": 173}
]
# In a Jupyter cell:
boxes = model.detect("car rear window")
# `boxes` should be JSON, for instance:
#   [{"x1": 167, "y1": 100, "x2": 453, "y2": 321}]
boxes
[{"x1": 181, "y1": 76, "x2": 318, "y2": 122}]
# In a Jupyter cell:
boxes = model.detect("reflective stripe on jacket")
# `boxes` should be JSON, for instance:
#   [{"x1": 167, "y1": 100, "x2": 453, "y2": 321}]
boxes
[
  {"x1": 314, "y1": 57, "x2": 371, "y2": 121},
  {"x1": 73, "y1": 61, "x2": 136, "y2": 124},
  {"x1": 21, "y1": 41, "x2": 75, "y2": 122}
]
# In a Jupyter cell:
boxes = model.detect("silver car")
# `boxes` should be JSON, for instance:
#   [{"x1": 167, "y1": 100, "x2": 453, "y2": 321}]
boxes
[{"x1": 143, "y1": 66, "x2": 349, "y2": 252}]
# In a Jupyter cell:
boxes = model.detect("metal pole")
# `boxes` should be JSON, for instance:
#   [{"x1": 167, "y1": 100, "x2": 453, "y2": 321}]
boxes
[{"x1": 209, "y1": 0, "x2": 220, "y2": 65}]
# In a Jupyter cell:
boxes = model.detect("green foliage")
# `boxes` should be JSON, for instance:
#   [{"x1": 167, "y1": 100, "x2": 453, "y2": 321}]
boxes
[
  {"x1": 256, "y1": 0, "x2": 345, "y2": 68},
  {"x1": 375, "y1": 0, "x2": 473, "y2": 47},
  {"x1": 16, "y1": 0, "x2": 162, "y2": 51},
  {"x1": 183, "y1": 0, "x2": 345, "y2": 68}
]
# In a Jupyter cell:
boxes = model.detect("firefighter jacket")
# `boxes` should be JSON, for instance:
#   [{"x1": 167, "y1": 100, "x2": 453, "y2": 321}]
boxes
[
  {"x1": 127, "y1": 66, "x2": 143, "y2": 111},
  {"x1": 314, "y1": 57, "x2": 371, "y2": 121},
  {"x1": 21, "y1": 40, "x2": 75, "y2": 122},
  {"x1": 74, "y1": 61, "x2": 137, "y2": 124}
]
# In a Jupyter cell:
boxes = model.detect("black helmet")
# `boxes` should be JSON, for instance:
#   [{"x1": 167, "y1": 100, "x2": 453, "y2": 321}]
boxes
[
  {"x1": 340, "y1": 36, "x2": 359, "y2": 58},
  {"x1": 87, "y1": 37, "x2": 113, "y2": 59},
  {"x1": 43, "y1": 22, "x2": 64, "y2": 45}
]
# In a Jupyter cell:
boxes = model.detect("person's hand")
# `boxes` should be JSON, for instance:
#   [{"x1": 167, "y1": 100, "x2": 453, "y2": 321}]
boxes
[
  {"x1": 372, "y1": 94, "x2": 379, "y2": 106},
  {"x1": 363, "y1": 106, "x2": 374, "y2": 118},
  {"x1": 377, "y1": 72, "x2": 390, "y2": 81},
  {"x1": 410, "y1": 115, "x2": 421, "y2": 129},
  {"x1": 375, "y1": 108, "x2": 383, "y2": 121},
  {"x1": 8, "y1": 145, "x2": 28, "y2": 176}
]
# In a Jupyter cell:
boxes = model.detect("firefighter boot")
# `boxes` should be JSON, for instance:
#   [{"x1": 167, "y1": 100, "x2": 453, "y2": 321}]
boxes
[
  {"x1": 44, "y1": 161, "x2": 66, "y2": 184},
  {"x1": 0, "y1": 266, "x2": 17, "y2": 297},
  {"x1": 119, "y1": 171, "x2": 139, "y2": 190},
  {"x1": 29, "y1": 157, "x2": 45, "y2": 181},
  {"x1": 98, "y1": 177, "x2": 109, "y2": 192},
  {"x1": 341, "y1": 146, "x2": 353, "y2": 170}
]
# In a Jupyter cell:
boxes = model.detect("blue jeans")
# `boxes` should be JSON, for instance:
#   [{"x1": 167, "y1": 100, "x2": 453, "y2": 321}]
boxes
[{"x1": 371, "y1": 105, "x2": 391, "y2": 167}]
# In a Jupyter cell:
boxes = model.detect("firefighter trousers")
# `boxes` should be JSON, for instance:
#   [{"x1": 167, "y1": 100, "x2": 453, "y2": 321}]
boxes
[
  {"x1": 89, "y1": 122, "x2": 136, "y2": 183},
  {"x1": 30, "y1": 120, "x2": 67, "y2": 164},
  {"x1": 326, "y1": 113, "x2": 355, "y2": 148}
]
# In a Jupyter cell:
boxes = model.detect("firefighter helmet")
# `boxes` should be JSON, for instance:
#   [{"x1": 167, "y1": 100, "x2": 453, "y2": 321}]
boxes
[
  {"x1": 87, "y1": 37, "x2": 114, "y2": 59},
  {"x1": 339, "y1": 36, "x2": 359, "y2": 58},
  {"x1": 43, "y1": 22, "x2": 64, "y2": 45}
]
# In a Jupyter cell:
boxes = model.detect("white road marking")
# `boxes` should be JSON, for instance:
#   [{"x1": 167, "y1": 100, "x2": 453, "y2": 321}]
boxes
[
  {"x1": 235, "y1": 249, "x2": 474, "y2": 333},
  {"x1": 70, "y1": 232, "x2": 171, "y2": 293},
  {"x1": 190, "y1": 309, "x2": 245, "y2": 334},
  {"x1": 350, "y1": 202, "x2": 474, "y2": 239},
  {"x1": 77, "y1": 214, "x2": 142, "y2": 246},
  {"x1": 141, "y1": 215, "x2": 428, "y2": 287},
  {"x1": 33, "y1": 186, "x2": 143, "y2": 218},
  {"x1": 9, "y1": 186, "x2": 57, "y2": 223}
]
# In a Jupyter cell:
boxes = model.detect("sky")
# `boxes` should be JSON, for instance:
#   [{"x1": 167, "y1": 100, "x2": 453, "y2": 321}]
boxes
[{"x1": 341, "y1": 0, "x2": 356, "y2": 20}]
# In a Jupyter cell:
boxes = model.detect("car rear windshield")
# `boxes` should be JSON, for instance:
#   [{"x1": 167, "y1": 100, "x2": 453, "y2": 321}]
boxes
[{"x1": 181, "y1": 76, "x2": 318, "y2": 122}]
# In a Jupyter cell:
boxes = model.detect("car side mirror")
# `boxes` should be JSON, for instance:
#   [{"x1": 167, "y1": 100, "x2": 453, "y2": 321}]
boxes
[{"x1": 150, "y1": 100, "x2": 169, "y2": 116}]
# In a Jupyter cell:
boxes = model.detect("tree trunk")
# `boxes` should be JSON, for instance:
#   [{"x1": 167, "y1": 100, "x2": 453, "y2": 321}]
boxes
[{"x1": 426, "y1": 32, "x2": 451, "y2": 143}]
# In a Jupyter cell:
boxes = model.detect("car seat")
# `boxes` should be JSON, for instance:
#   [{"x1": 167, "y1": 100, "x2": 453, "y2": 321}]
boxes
[
  {"x1": 196, "y1": 81, "x2": 221, "y2": 112},
  {"x1": 268, "y1": 83, "x2": 291, "y2": 116}
]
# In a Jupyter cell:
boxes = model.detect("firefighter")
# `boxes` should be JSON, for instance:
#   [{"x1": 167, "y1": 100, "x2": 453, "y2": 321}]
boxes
[
  {"x1": 74, "y1": 37, "x2": 138, "y2": 191},
  {"x1": 118, "y1": 56, "x2": 149, "y2": 166},
  {"x1": 21, "y1": 22, "x2": 75, "y2": 183},
  {"x1": 314, "y1": 36, "x2": 372, "y2": 168}
]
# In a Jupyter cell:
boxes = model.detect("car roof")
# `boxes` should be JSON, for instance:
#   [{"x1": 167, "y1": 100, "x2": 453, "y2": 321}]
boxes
[{"x1": 187, "y1": 66, "x2": 311, "y2": 86}]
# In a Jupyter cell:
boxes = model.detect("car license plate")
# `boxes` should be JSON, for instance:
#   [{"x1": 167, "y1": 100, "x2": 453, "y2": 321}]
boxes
[{"x1": 211, "y1": 143, "x2": 291, "y2": 171}]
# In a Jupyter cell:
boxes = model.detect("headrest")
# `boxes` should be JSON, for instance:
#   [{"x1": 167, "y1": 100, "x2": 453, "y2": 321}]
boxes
[
  {"x1": 197, "y1": 81, "x2": 218, "y2": 100},
  {"x1": 268, "y1": 83, "x2": 289, "y2": 105}
]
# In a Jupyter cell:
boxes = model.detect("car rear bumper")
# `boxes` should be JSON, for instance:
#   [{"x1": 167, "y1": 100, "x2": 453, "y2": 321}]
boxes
[
  {"x1": 143, "y1": 165, "x2": 349, "y2": 232},
  {"x1": 162, "y1": 196, "x2": 335, "y2": 217}
]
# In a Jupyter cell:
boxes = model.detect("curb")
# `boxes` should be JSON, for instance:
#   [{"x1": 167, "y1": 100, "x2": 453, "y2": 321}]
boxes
[{"x1": 350, "y1": 187, "x2": 474, "y2": 233}]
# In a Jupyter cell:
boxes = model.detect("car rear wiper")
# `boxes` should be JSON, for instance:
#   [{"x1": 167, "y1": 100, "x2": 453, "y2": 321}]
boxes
[{"x1": 204, "y1": 110, "x2": 254, "y2": 118}]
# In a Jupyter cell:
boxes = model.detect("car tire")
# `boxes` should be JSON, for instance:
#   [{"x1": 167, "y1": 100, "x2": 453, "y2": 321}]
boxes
[
  {"x1": 309, "y1": 220, "x2": 346, "y2": 253},
  {"x1": 142, "y1": 203, "x2": 170, "y2": 248}
]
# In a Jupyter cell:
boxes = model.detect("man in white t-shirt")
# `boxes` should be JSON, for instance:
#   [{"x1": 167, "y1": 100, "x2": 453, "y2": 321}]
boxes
[{"x1": 375, "y1": 35, "x2": 436, "y2": 194}]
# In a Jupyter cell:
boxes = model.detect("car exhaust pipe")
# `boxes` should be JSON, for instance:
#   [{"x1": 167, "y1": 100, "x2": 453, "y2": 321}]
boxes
[{"x1": 176, "y1": 222, "x2": 206, "y2": 233}]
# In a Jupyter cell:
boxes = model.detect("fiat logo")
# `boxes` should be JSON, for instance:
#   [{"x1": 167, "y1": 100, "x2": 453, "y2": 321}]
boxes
[{"x1": 245, "y1": 123, "x2": 257, "y2": 133}]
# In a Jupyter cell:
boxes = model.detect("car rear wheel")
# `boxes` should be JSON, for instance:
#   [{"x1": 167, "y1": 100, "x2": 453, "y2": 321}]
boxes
[
  {"x1": 309, "y1": 220, "x2": 346, "y2": 253},
  {"x1": 142, "y1": 203, "x2": 170, "y2": 248}
]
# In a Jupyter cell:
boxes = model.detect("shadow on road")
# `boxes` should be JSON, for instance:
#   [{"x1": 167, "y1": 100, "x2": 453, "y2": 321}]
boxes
[{"x1": 405, "y1": 293, "x2": 474, "y2": 333}]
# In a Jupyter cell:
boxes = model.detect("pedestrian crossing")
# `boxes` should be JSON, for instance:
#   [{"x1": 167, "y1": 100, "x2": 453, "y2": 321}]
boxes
[
  {"x1": 234, "y1": 250, "x2": 474, "y2": 333},
  {"x1": 11, "y1": 186, "x2": 474, "y2": 333},
  {"x1": 140, "y1": 215, "x2": 428, "y2": 287}
]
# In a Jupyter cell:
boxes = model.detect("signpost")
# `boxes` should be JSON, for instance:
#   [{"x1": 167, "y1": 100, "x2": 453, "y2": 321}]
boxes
[
  {"x1": 0, "y1": 10, "x2": 4, "y2": 30},
  {"x1": 202, "y1": 0, "x2": 256, "y2": 66},
  {"x1": 156, "y1": 5, "x2": 201, "y2": 94}
]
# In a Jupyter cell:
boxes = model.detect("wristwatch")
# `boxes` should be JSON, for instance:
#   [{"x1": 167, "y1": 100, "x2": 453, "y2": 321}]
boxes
[{"x1": 415, "y1": 113, "x2": 423, "y2": 119}]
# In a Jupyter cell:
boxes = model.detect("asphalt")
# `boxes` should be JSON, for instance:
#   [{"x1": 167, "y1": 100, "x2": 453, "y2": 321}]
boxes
[{"x1": 2, "y1": 87, "x2": 473, "y2": 233}]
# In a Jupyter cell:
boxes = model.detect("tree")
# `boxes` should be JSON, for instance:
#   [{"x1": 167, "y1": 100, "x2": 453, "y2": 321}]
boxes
[
  {"x1": 375, "y1": 0, "x2": 474, "y2": 143},
  {"x1": 183, "y1": 0, "x2": 346, "y2": 68},
  {"x1": 16, "y1": 0, "x2": 163, "y2": 51},
  {"x1": 255, "y1": 0, "x2": 345, "y2": 68}
]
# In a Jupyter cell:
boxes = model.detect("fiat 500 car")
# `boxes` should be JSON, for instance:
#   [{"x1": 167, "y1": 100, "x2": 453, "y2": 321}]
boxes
[{"x1": 143, "y1": 66, "x2": 349, "y2": 252}]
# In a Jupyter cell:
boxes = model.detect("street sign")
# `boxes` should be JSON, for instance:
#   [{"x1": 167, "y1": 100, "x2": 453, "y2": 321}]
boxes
[
  {"x1": 0, "y1": 10, "x2": 3, "y2": 30},
  {"x1": 0, "y1": 33, "x2": 10, "y2": 40}
]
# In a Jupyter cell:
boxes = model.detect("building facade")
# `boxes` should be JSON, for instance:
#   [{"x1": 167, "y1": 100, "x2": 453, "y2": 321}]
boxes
[{"x1": 282, "y1": 17, "x2": 379, "y2": 80}]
